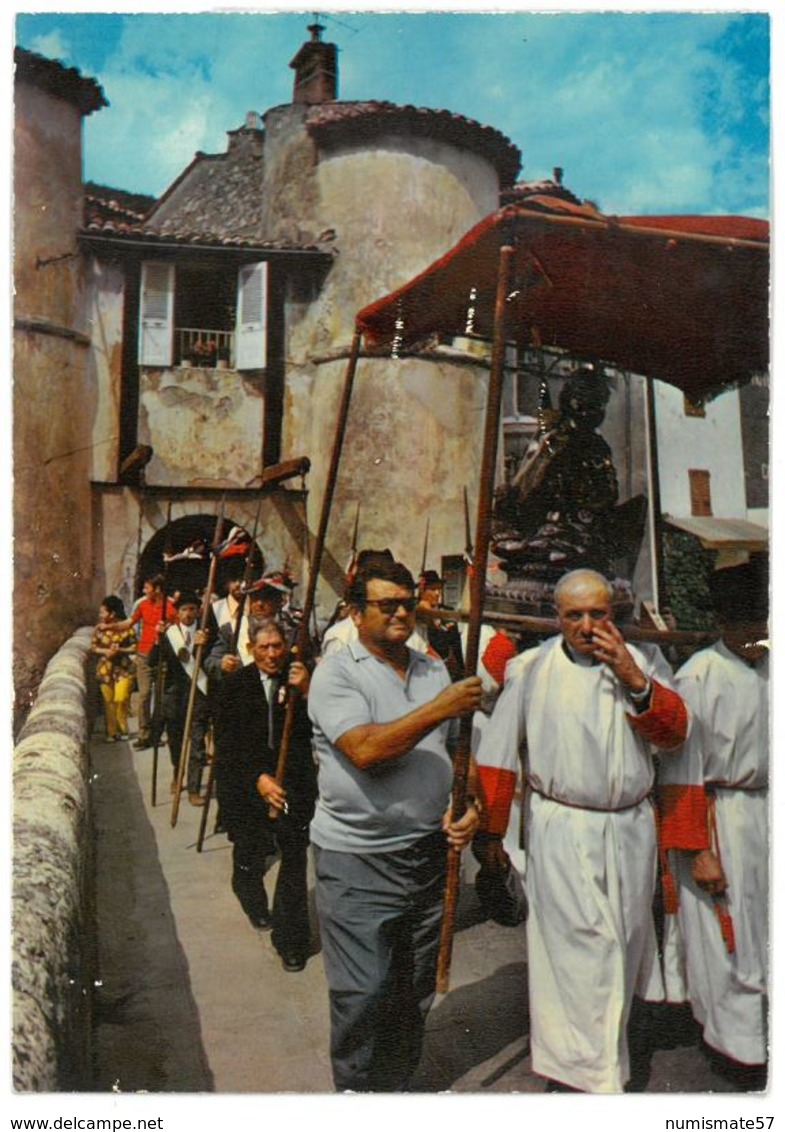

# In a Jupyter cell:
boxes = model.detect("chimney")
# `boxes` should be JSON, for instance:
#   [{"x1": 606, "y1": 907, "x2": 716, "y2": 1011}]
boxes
[{"x1": 289, "y1": 22, "x2": 338, "y2": 105}]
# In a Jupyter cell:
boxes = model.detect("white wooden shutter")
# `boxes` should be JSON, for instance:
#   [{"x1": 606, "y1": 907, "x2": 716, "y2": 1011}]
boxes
[
  {"x1": 139, "y1": 261, "x2": 175, "y2": 366},
  {"x1": 235, "y1": 261, "x2": 268, "y2": 371}
]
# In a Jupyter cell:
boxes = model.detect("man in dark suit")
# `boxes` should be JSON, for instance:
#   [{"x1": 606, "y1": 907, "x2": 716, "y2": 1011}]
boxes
[{"x1": 214, "y1": 617, "x2": 317, "y2": 972}]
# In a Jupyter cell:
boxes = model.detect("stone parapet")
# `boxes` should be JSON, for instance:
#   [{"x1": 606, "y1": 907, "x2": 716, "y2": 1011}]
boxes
[{"x1": 12, "y1": 627, "x2": 95, "y2": 1091}]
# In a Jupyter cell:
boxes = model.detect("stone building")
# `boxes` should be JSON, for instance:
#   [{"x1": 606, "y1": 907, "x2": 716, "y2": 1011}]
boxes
[
  {"x1": 13, "y1": 48, "x2": 107, "y2": 727},
  {"x1": 59, "y1": 23, "x2": 523, "y2": 634},
  {"x1": 13, "y1": 25, "x2": 767, "y2": 722}
]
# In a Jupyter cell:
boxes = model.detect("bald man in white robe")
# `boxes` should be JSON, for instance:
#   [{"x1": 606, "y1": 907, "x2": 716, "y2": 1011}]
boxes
[{"x1": 475, "y1": 569, "x2": 691, "y2": 1093}]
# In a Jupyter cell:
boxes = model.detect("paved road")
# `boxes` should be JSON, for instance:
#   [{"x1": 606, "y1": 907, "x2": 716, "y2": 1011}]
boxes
[{"x1": 89, "y1": 730, "x2": 763, "y2": 1102}]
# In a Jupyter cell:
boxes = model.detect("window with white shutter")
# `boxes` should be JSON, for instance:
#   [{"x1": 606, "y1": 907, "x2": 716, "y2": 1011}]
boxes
[
  {"x1": 235, "y1": 262, "x2": 268, "y2": 371},
  {"x1": 139, "y1": 261, "x2": 175, "y2": 366}
]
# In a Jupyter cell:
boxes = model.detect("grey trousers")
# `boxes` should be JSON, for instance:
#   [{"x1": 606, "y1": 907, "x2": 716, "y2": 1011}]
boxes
[
  {"x1": 134, "y1": 652, "x2": 155, "y2": 740},
  {"x1": 314, "y1": 830, "x2": 446, "y2": 1093}
]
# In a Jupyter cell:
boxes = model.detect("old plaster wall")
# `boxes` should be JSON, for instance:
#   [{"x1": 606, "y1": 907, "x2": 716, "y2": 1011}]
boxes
[
  {"x1": 138, "y1": 367, "x2": 265, "y2": 488},
  {"x1": 292, "y1": 356, "x2": 489, "y2": 619},
  {"x1": 258, "y1": 103, "x2": 320, "y2": 245},
  {"x1": 277, "y1": 126, "x2": 501, "y2": 612},
  {"x1": 92, "y1": 488, "x2": 310, "y2": 606},
  {"x1": 312, "y1": 140, "x2": 500, "y2": 343},
  {"x1": 14, "y1": 77, "x2": 97, "y2": 725},
  {"x1": 85, "y1": 255, "x2": 126, "y2": 484},
  {"x1": 14, "y1": 84, "x2": 83, "y2": 323}
]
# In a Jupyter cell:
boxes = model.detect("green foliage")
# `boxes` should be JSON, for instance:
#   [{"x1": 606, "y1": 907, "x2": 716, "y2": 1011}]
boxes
[{"x1": 662, "y1": 529, "x2": 717, "y2": 631}]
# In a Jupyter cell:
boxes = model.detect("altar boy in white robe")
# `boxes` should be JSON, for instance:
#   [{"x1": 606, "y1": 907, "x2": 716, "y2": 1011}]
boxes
[
  {"x1": 659, "y1": 557, "x2": 768, "y2": 1088},
  {"x1": 474, "y1": 568, "x2": 691, "y2": 1093}
]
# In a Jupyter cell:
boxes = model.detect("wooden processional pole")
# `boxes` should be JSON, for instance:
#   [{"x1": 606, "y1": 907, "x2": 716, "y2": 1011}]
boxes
[
  {"x1": 436, "y1": 243, "x2": 515, "y2": 993},
  {"x1": 269, "y1": 328, "x2": 364, "y2": 814}
]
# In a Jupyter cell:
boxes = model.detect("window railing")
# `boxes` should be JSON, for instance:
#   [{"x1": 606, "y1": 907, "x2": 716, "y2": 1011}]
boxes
[{"x1": 177, "y1": 328, "x2": 235, "y2": 368}]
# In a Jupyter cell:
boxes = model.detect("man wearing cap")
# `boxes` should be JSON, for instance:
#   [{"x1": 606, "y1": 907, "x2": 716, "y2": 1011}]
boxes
[
  {"x1": 474, "y1": 567, "x2": 690, "y2": 1093},
  {"x1": 659, "y1": 558, "x2": 769, "y2": 1086},
  {"x1": 149, "y1": 590, "x2": 211, "y2": 804},
  {"x1": 416, "y1": 569, "x2": 465, "y2": 681},
  {"x1": 204, "y1": 572, "x2": 290, "y2": 682}
]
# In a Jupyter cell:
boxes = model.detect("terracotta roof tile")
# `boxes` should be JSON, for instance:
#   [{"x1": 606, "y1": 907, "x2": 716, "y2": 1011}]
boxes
[
  {"x1": 305, "y1": 100, "x2": 521, "y2": 187},
  {"x1": 501, "y1": 178, "x2": 583, "y2": 207},
  {"x1": 15, "y1": 47, "x2": 107, "y2": 115},
  {"x1": 81, "y1": 147, "x2": 330, "y2": 253},
  {"x1": 80, "y1": 99, "x2": 523, "y2": 248},
  {"x1": 142, "y1": 148, "x2": 267, "y2": 242}
]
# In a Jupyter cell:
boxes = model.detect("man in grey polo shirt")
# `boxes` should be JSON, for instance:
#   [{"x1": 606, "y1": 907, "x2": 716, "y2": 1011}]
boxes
[{"x1": 308, "y1": 557, "x2": 483, "y2": 1092}]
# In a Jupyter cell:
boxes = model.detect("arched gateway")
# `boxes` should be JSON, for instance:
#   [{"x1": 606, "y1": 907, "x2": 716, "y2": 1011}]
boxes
[{"x1": 135, "y1": 514, "x2": 264, "y2": 598}]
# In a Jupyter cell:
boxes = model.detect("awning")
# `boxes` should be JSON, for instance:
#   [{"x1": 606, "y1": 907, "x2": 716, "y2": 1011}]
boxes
[
  {"x1": 356, "y1": 197, "x2": 770, "y2": 405},
  {"x1": 664, "y1": 515, "x2": 769, "y2": 552}
]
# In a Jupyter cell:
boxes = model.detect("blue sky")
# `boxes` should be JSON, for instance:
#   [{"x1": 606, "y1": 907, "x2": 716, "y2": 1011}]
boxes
[{"x1": 14, "y1": 5, "x2": 771, "y2": 218}]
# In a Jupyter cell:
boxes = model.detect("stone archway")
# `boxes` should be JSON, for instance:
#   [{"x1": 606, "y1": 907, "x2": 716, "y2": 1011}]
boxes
[{"x1": 135, "y1": 514, "x2": 264, "y2": 600}]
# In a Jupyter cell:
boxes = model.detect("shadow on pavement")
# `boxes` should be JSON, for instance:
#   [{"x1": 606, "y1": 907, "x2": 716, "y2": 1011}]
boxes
[
  {"x1": 89, "y1": 738, "x2": 214, "y2": 1092},
  {"x1": 411, "y1": 961, "x2": 529, "y2": 1092}
]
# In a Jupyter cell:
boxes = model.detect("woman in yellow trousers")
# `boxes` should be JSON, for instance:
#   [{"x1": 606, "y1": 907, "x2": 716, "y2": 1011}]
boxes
[{"x1": 92, "y1": 595, "x2": 137, "y2": 741}]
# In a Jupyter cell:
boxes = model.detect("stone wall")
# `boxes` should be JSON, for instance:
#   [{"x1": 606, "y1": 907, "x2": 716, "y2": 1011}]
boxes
[
  {"x1": 12, "y1": 627, "x2": 96, "y2": 1091},
  {"x1": 14, "y1": 67, "x2": 98, "y2": 728}
]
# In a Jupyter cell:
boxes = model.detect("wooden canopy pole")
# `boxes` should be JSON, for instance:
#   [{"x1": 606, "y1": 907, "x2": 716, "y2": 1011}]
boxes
[
  {"x1": 151, "y1": 499, "x2": 173, "y2": 806},
  {"x1": 270, "y1": 328, "x2": 364, "y2": 807},
  {"x1": 420, "y1": 605, "x2": 716, "y2": 650},
  {"x1": 436, "y1": 243, "x2": 515, "y2": 994}
]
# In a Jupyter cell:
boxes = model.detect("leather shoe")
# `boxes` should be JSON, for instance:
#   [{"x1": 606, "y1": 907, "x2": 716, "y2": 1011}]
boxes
[
  {"x1": 249, "y1": 911, "x2": 272, "y2": 931},
  {"x1": 188, "y1": 792, "x2": 206, "y2": 806},
  {"x1": 132, "y1": 737, "x2": 151, "y2": 750},
  {"x1": 280, "y1": 952, "x2": 306, "y2": 972}
]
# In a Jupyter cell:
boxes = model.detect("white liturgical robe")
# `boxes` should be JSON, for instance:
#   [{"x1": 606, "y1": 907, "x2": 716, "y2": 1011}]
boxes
[
  {"x1": 660, "y1": 641, "x2": 768, "y2": 1065},
  {"x1": 476, "y1": 634, "x2": 689, "y2": 1092}
]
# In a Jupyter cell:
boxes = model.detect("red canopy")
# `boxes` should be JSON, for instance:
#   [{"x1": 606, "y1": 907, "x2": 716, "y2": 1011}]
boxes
[{"x1": 356, "y1": 197, "x2": 769, "y2": 404}]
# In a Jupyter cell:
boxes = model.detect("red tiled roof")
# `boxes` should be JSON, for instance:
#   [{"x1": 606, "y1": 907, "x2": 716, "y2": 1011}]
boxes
[
  {"x1": 81, "y1": 158, "x2": 332, "y2": 254},
  {"x1": 84, "y1": 184, "x2": 155, "y2": 229},
  {"x1": 305, "y1": 101, "x2": 521, "y2": 188},
  {"x1": 80, "y1": 98, "x2": 522, "y2": 248},
  {"x1": 501, "y1": 179, "x2": 583, "y2": 207}
]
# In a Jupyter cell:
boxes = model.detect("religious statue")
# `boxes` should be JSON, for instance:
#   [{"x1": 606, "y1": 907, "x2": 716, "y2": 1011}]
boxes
[{"x1": 490, "y1": 368, "x2": 644, "y2": 615}]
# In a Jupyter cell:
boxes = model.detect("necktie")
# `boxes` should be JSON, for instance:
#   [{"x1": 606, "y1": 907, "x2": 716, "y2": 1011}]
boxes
[{"x1": 266, "y1": 676, "x2": 278, "y2": 749}]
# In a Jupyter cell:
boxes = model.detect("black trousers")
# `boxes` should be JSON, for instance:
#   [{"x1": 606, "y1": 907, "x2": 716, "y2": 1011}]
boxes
[
  {"x1": 165, "y1": 692, "x2": 210, "y2": 794},
  {"x1": 314, "y1": 830, "x2": 447, "y2": 1092},
  {"x1": 231, "y1": 813, "x2": 311, "y2": 956}
]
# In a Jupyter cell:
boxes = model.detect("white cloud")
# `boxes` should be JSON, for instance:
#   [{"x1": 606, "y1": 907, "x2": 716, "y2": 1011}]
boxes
[
  {"x1": 25, "y1": 30, "x2": 71, "y2": 64},
  {"x1": 31, "y1": 10, "x2": 767, "y2": 216}
]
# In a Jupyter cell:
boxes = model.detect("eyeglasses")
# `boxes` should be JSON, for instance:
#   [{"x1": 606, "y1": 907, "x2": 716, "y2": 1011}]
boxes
[{"x1": 363, "y1": 597, "x2": 418, "y2": 615}]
